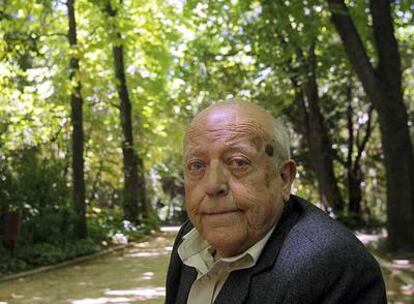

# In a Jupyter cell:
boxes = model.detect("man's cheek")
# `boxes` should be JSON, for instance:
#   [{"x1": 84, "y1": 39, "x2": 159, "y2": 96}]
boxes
[
  {"x1": 232, "y1": 175, "x2": 266, "y2": 196},
  {"x1": 185, "y1": 185, "x2": 204, "y2": 208},
  {"x1": 232, "y1": 185, "x2": 260, "y2": 209}
]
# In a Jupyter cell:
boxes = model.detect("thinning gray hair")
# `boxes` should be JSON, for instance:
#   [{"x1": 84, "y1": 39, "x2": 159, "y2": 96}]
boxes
[{"x1": 270, "y1": 117, "x2": 291, "y2": 165}]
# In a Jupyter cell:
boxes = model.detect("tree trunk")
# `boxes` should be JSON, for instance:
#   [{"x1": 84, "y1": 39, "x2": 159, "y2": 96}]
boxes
[
  {"x1": 345, "y1": 86, "x2": 362, "y2": 218},
  {"x1": 348, "y1": 102, "x2": 374, "y2": 220},
  {"x1": 106, "y1": 3, "x2": 147, "y2": 224},
  {"x1": 67, "y1": 0, "x2": 87, "y2": 239},
  {"x1": 256, "y1": 1, "x2": 344, "y2": 214},
  {"x1": 296, "y1": 44, "x2": 344, "y2": 213},
  {"x1": 328, "y1": 0, "x2": 414, "y2": 251}
]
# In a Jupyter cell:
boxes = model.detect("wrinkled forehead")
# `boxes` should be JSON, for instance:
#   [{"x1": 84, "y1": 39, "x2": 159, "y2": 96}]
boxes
[{"x1": 184, "y1": 105, "x2": 272, "y2": 150}]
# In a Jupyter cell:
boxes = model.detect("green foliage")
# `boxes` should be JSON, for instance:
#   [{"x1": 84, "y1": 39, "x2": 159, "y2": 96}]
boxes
[
  {"x1": 1, "y1": 0, "x2": 413, "y2": 271},
  {"x1": 87, "y1": 206, "x2": 125, "y2": 241},
  {"x1": 87, "y1": 204, "x2": 151, "y2": 242},
  {"x1": 0, "y1": 239, "x2": 99, "y2": 276},
  {"x1": 1, "y1": 149, "x2": 73, "y2": 243},
  {"x1": 16, "y1": 243, "x2": 66, "y2": 266}
]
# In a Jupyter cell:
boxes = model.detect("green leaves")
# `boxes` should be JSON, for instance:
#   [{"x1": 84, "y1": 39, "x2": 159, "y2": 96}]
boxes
[{"x1": 0, "y1": 0, "x2": 412, "y2": 239}]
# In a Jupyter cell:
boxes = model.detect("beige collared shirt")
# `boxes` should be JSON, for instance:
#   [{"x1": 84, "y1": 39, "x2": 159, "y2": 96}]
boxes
[{"x1": 178, "y1": 226, "x2": 276, "y2": 304}]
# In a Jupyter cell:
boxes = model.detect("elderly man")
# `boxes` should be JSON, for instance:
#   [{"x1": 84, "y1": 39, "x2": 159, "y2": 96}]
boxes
[{"x1": 165, "y1": 101, "x2": 386, "y2": 304}]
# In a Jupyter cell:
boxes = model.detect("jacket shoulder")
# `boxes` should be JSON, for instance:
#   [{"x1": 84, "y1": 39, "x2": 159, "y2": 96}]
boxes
[{"x1": 262, "y1": 196, "x2": 386, "y2": 303}]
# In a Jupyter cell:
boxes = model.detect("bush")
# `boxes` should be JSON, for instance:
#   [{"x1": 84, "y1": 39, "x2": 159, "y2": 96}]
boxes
[
  {"x1": 86, "y1": 206, "x2": 146, "y2": 243},
  {"x1": 0, "y1": 258, "x2": 28, "y2": 276},
  {"x1": 1, "y1": 149, "x2": 74, "y2": 244},
  {"x1": 0, "y1": 239, "x2": 100, "y2": 276},
  {"x1": 15, "y1": 243, "x2": 65, "y2": 266},
  {"x1": 63, "y1": 239, "x2": 100, "y2": 258}
]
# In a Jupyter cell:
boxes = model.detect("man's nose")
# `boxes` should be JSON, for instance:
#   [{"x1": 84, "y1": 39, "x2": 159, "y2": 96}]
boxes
[{"x1": 205, "y1": 162, "x2": 229, "y2": 197}]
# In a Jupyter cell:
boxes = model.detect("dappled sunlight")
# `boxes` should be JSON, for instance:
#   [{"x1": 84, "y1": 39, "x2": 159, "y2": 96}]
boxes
[
  {"x1": 381, "y1": 260, "x2": 414, "y2": 303},
  {"x1": 140, "y1": 272, "x2": 154, "y2": 280},
  {"x1": 69, "y1": 287, "x2": 166, "y2": 304},
  {"x1": 160, "y1": 227, "x2": 180, "y2": 233},
  {"x1": 125, "y1": 251, "x2": 168, "y2": 258},
  {"x1": 355, "y1": 229, "x2": 387, "y2": 245},
  {"x1": 105, "y1": 287, "x2": 165, "y2": 297},
  {"x1": 392, "y1": 259, "x2": 414, "y2": 270},
  {"x1": 400, "y1": 284, "x2": 414, "y2": 296},
  {"x1": 71, "y1": 297, "x2": 133, "y2": 304},
  {"x1": 123, "y1": 238, "x2": 172, "y2": 258}
]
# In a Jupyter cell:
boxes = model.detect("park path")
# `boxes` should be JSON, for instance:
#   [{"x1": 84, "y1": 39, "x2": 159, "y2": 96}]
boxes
[
  {"x1": 0, "y1": 228, "x2": 178, "y2": 304},
  {"x1": 0, "y1": 228, "x2": 413, "y2": 304},
  {"x1": 356, "y1": 232, "x2": 414, "y2": 303}
]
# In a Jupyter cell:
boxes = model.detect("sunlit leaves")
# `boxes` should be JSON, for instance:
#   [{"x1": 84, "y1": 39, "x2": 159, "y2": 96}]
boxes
[{"x1": 1, "y1": 0, "x2": 412, "y2": 224}]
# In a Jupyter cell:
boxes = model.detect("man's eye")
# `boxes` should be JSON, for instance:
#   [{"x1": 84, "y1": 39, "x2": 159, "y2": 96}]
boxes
[
  {"x1": 228, "y1": 158, "x2": 250, "y2": 170},
  {"x1": 188, "y1": 161, "x2": 205, "y2": 172}
]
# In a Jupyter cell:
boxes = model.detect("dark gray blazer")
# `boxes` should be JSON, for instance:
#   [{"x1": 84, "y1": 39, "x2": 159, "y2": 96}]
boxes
[{"x1": 165, "y1": 195, "x2": 387, "y2": 303}]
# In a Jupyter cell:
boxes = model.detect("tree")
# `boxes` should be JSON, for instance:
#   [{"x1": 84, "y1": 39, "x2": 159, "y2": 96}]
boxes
[
  {"x1": 243, "y1": 1, "x2": 345, "y2": 213},
  {"x1": 292, "y1": 44, "x2": 344, "y2": 213},
  {"x1": 327, "y1": 0, "x2": 414, "y2": 251},
  {"x1": 67, "y1": 0, "x2": 87, "y2": 239},
  {"x1": 344, "y1": 85, "x2": 374, "y2": 219},
  {"x1": 105, "y1": 1, "x2": 147, "y2": 224}
]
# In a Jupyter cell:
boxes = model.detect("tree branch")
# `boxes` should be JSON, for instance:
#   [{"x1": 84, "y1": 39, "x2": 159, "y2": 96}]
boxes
[
  {"x1": 370, "y1": 0, "x2": 402, "y2": 101},
  {"x1": 345, "y1": 84, "x2": 354, "y2": 170},
  {"x1": 327, "y1": 0, "x2": 381, "y2": 105},
  {"x1": 354, "y1": 104, "x2": 374, "y2": 172}
]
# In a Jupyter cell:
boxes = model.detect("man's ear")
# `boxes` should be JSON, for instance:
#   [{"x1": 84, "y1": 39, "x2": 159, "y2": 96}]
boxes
[{"x1": 279, "y1": 160, "x2": 296, "y2": 202}]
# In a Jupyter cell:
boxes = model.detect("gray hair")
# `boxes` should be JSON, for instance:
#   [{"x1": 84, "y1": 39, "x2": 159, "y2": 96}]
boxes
[{"x1": 270, "y1": 117, "x2": 291, "y2": 165}]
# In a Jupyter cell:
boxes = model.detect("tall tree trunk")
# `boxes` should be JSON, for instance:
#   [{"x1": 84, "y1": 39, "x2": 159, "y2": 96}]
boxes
[
  {"x1": 328, "y1": 0, "x2": 414, "y2": 251},
  {"x1": 345, "y1": 86, "x2": 374, "y2": 220},
  {"x1": 67, "y1": 0, "x2": 87, "y2": 239},
  {"x1": 106, "y1": 2, "x2": 147, "y2": 224},
  {"x1": 294, "y1": 45, "x2": 344, "y2": 213},
  {"x1": 266, "y1": 2, "x2": 345, "y2": 213}
]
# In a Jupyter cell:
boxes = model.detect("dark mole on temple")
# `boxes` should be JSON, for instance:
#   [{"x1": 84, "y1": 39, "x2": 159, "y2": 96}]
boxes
[{"x1": 265, "y1": 144, "x2": 274, "y2": 157}]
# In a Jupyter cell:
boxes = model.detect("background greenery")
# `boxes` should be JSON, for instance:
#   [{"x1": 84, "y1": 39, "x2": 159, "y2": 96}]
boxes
[{"x1": 0, "y1": 0, "x2": 413, "y2": 275}]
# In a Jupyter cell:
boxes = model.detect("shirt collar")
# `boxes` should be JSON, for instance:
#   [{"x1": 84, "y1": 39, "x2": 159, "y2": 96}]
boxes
[{"x1": 178, "y1": 225, "x2": 276, "y2": 274}]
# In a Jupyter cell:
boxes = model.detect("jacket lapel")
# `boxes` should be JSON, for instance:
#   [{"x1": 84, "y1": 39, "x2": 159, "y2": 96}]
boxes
[
  {"x1": 252, "y1": 197, "x2": 300, "y2": 275},
  {"x1": 175, "y1": 265, "x2": 197, "y2": 304},
  {"x1": 213, "y1": 267, "x2": 253, "y2": 304}
]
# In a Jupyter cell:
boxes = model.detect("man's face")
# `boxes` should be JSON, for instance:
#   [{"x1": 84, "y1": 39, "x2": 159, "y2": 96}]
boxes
[{"x1": 183, "y1": 104, "x2": 293, "y2": 258}]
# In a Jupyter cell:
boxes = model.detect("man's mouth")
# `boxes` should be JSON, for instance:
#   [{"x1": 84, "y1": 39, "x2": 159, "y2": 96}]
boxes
[{"x1": 204, "y1": 209, "x2": 240, "y2": 215}]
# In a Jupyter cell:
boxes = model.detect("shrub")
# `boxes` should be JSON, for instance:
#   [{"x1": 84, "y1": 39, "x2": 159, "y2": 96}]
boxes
[{"x1": 0, "y1": 239, "x2": 100, "y2": 276}]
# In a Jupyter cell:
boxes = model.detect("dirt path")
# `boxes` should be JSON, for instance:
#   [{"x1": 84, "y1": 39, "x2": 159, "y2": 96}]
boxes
[{"x1": 0, "y1": 230, "x2": 177, "y2": 304}]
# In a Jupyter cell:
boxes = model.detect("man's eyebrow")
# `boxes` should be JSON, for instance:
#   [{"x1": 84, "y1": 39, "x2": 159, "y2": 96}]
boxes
[
  {"x1": 184, "y1": 148, "x2": 205, "y2": 160},
  {"x1": 223, "y1": 141, "x2": 259, "y2": 153}
]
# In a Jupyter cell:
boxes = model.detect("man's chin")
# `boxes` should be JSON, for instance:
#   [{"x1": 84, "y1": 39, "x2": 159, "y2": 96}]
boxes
[{"x1": 202, "y1": 230, "x2": 248, "y2": 258}]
